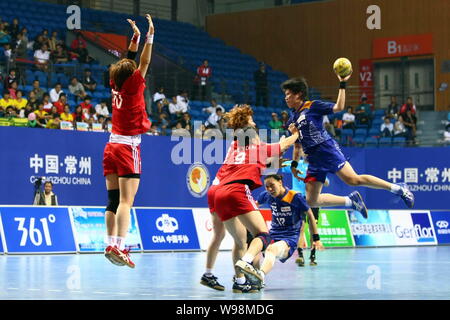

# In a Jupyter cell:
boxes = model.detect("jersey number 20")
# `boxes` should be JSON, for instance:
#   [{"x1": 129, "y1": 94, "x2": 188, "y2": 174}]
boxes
[{"x1": 112, "y1": 90, "x2": 123, "y2": 109}]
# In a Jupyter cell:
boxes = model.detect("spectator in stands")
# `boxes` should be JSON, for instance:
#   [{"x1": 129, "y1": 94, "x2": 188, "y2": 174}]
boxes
[
  {"x1": 7, "y1": 18, "x2": 20, "y2": 42},
  {"x1": 153, "y1": 87, "x2": 166, "y2": 104},
  {"x1": 20, "y1": 104, "x2": 34, "y2": 119},
  {"x1": 8, "y1": 81, "x2": 18, "y2": 99},
  {"x1": 180, "y1": 112, "x2": 192, "y2": 129},
  {"x1": 32, "y1": 34, "x2": 46, "y2": 51},
  {"x1": 5, "y1": 106, "x2": 18, "y2": 119},
  {"x1": 73, "y1": 105, "x2": 84, "y2": 123},
  {"x1": 156, "y1": 113, "x2": 169, "y2": 136},
  {"x1": 60, "y1": 104, "x2": 74, "y2": 122},
  {"x1": 177, "y1": 90, "x2": 190, "y2": 111},
  {"x1": 355, "y1": 97, "x2": 371, "y2": 125},
  {"x1": 342, "y1": 106, "x2": 356, "y2": 130},
  {"x1": 33, "y1": 181, "x2": 59, "y2": 206},
  {"x1": 202, "y1": 99, "x2": 225, "y2": 114},
  {"x1": 49, "y1": 105, "x2": 60, "y2": 119},
  {"x1": 49, "y1": 83, "x2": 64, "y2": 103},
  {"x1": 27, "y1": 112, "x2": 44, "y2": 129},
  {"x1": 71, "y1": 41, "x2": 93, "y2": 64},
  {"x1": 40, "y1": 29, "x2": 50, "y2": 43},
  {"x1": 69, "y1": 77, "x2": 87, "y2": 101},
  {"x1": 14, "y1": 32, "x2": 28, "y2": 60},
  {"x1": 444, "y1": 125, "x2": 450, "y2": 144},
  {"x1": 280, "y1": 110, "x2": 289, "y2": 133},
  {"x1": 394, "y1": 115, "x2": 407, "y2": 137},
  {"x1": 403, "y1": 109, "x2": 417, "y2": 145},
  {"x1": 254, "y1": 63, "x2": 268, "y2": 107},
  {"x1": 27, "y1": 91, "x2": 39, "y2": 110},
  {"x1": 95, "y1": 100, "x2": 110, "y2": 117},
  {"x1": 380, "y1": 117, "x2": 394, "y2": 137},
  {"x1": 19, "y1": 27, "x2": 29, "y2": 43},
  {"x1": 194, "y1": 60, "x2": 212, "y2": 101},
  {"x1": 205, "y1": 108, "x2": 223, "y2": 129},
  {"x1": 48, "y1": 31, "x2": 61, "y2": 52},
  {"x1": 51, "y1": 44, "x2": 68, "y2": 64},
  {"x1": 42, "y1": 93, "x2": 53, "y2": 113},
  {"x1": 34, "y1": 43, "x2": 51, "y2": 72},
  {"x1": 0, "y1": 23, "x2": 11, "y2": 45},
  {"x1": 80, "y1": 95, "x2": 93, "y2": 114},
  {"x1": 31, "y1": 80, "x2": 45, "y2": 101},
  {"x1": 0, "y1": 106, "x2": 4, "y2": 118},
  {"x1": 0, "y1": 91, "x2": 16, "y2": 109},
  {"x1": 4, "y1": 69, "x2": 17, "y2": 89},
  {"x1": 34, "y1": 102, "x2": 48, "y2": 125},
  {"x1": 323, "y1": 115, "x2": 336, "y2": 138},
  {"x1": 385, "y1": 96, "x2": 399, "y2": 119},
  {"x1": 154, "y1": 99, "x2": 170, "y2": 120},
  {"x1": 15, "y1": 90, "x2": 27, "y2": 110},
  {"x1": 2, "y1": 43, "x2": 13, "y2": 65},
  {"x1": 400, "y1": 97, "x2": 417, "y2": 117},
  {"x1": 71, "y1": 33, "x2": 87, "y2": 50},
  {"x1": 46, "y1": 114, "x2": 61, "y2": 129},
  {"x1": 53, "y1": 93, "x2": 66, "y2": 114},
  {"x1": 148, "y1": 123, "x2": 161, "y2": 136},
  {"x1": 269, "y1": 113, "x2": 283, "y2": 130},
  {"x1": 82, "y1": 69, "x2": 97, "y2": 92}
]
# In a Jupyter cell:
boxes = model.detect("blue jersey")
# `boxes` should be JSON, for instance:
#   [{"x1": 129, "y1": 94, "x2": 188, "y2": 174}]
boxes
[
  {"x1": 287, "y1": 100, "x2": 335, "y2": 154},
  {"x1": 257, "y1": 188, "x2": 309, "y2": 240}
]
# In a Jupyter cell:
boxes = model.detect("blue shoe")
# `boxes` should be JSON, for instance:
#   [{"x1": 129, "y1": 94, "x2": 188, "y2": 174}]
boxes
[
  {"x1": 232, "y1": 277, "x2": 260, "y2": 293},
  {"x1": 349, "y1": 191, "x2": 368, "y2": 219},
  {"x1": 200, "y1": 273, "x2": 225, "y2": 291},
  {"x1": 397, "y1": 183, "x2": 414, "y2": 208}
]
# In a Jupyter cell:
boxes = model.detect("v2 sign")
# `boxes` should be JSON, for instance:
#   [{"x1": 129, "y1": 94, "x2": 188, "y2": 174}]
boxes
[{"x1": 359, "y1": 59, "x2": 374, "y2": 104}]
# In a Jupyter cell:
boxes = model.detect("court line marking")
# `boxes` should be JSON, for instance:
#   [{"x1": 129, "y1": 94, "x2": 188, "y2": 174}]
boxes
[
  {"x1": 48, "y1": 290, "x2": 63, "y2": 292},
  {"x1": 93, "y1": 291, "x2": 108, "y2": 294},
  {"x1": 7, "y1": 288, "x2": 19, "y2": 290},
  {"x1": 27, "y1": 289, "x2": 41, "y2": 291}
]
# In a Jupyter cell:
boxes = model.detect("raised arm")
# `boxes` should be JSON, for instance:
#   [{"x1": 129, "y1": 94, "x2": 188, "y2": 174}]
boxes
[
  {"x1": 332, "y1": 72, "x2": 352, "y2": 113},
  {"x1": 279, "y1": 123, "x2": 300, "y2": 153},
  {"x1": 138, "y1": 14, "x2": 155, "y2": 78},
  {"x1": 126, "y1": 19, "x2": 140, "y2": 59}
]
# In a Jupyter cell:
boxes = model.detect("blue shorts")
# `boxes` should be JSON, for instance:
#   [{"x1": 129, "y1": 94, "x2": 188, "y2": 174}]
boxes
[
  {"x1": 271, "y1": 234, "x2": 298, "y2": 263},
  {"x1": 305, "y1": 139, "x2": 347, "y2": 183}
]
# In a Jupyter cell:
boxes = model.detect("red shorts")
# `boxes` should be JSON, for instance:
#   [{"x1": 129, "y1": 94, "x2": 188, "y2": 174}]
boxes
[
  {"x1": 214, "y1": 183, "x2": 259, "y2": 222},
  {"x1": 103, "y1": 143, "x2": 142, "y2": 177},
  {"x1": 207, "y1": 184, "x2": 218, "y2": 214}
]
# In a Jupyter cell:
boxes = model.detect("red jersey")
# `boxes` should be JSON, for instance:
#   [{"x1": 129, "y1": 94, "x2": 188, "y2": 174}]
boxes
[
  {"x1": 217, "y1": 140, "x2": 280, "y2": 190},
  {"x1": 53, "y1": 101, "x2": 64, "y2": 114},
  {"x1": 110, "y1": 69, "x2": 151, "y2": 136}
]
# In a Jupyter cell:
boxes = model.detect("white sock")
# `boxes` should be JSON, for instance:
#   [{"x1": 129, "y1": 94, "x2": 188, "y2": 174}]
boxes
[
  {"x1": 390, "y1": 184, "x2": 402, "y2": 195},
  {"x1": 344, "y1": 196, "x2": 352, "y2": 207},
  {"x1": 205, "y1": 268, "x2": 213, "y2": 276},
  {"x1": 236, "y1": 276, "x2": 246, "y2": 284},
  {"x1": 107, "y1": 236, "x2": 115, "y2": 246},
  {"x1": 242, "y1": 254, "x2": 255, "y2": 264},
  {"x1": 116, "y1": 236, "x2": 126, "y2": 250}
]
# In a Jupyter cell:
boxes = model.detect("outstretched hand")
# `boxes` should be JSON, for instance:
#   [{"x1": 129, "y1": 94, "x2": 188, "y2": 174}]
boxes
[
  {"x1": 146, "y1": 14, "x2": 155, "y2": 35},
  {"x1": 337, "y1": 71, "x2": 352, "y2": 82},
  {"x1": 126, "y1": 19, "x2": 140, "y2": 35},
  {"x1": 312, "y1": 240, "x2": 325, "y2": 251}
]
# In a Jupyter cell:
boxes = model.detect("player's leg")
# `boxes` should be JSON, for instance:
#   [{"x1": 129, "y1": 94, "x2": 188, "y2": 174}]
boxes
[
  {"x1": 309, "y1": 207, "x2": 320, "y2": 266},
  {"x1": 260, "y1": 241, "x2": 290, "y2": 276},
  {"x1": 201, "y1": 212, "x2": 226, "y2": 291},
  {"x1": 223, "y1": 217, "x2": 257, "y2": 293},
  {"x1": 113, "y1": 176, "x2": 140, "y2": 268},
  {"x1": 336, "y1": 162, "x2": 414, "y2": 208},
  {"x1": 234, "y1": 210, "x2": 270, "y2": 286},
  {"x1": 296, "y1": 220, "x2": 306, "y2": 267},
  {"x1": 104, "y1": 173, "x2": 125, "y2": 266}
]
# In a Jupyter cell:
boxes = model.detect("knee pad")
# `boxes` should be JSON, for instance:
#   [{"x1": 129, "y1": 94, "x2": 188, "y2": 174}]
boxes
[
  {"x1": 255, "y1": 232, "x2": 273, "y2": 251},
  {"x1": 106, "y1": 189, "x2": 120, "y2": 214}
]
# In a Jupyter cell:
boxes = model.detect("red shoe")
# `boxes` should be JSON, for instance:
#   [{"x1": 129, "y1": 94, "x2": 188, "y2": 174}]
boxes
[
  {"x1": 104, "y1": 245, "x2": 126, "y2": 266},
  {"x1": 119, "y1": 248, "x2": 135, "y2": 269}
]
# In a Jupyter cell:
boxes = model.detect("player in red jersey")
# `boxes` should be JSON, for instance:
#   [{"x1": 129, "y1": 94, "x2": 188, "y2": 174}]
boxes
[
  {"x1": 103, "y1": 14, "x2": 154, "y2": 268},
  {"x1": 212, "y1": 105, "x2": 300, "y2": 291}
]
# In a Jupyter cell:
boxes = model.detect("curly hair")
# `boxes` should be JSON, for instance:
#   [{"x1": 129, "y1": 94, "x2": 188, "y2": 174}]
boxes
[{"x1": 225, "y1": 104, "x2": 254, "y2": 130}]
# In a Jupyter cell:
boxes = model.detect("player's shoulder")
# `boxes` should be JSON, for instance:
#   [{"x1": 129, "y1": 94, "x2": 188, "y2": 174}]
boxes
[{"x1": 281, "y1": 189, "x2": 298, "y2": 204}]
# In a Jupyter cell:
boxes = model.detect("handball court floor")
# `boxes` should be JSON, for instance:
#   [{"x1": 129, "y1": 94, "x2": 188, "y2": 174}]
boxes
[{"x1": 1, "y1": 246, "x2": 449, "y2": 300}]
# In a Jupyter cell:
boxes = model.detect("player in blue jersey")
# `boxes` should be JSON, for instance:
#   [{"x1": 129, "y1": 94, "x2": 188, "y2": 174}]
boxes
[
  {"x1": 281, "y1": 73, "x2": 414, "y2": 219},
  {"x1": 281, "y1": 152, "x2": 329, "y2": 267},
  {"x1": 244, "y1": 174, "x2": 324, "y2": 287}
]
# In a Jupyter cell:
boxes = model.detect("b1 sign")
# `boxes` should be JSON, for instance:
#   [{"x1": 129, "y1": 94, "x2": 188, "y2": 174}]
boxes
[{"x1": 0, "y1": 206, "x2": 76, "y2": 253}]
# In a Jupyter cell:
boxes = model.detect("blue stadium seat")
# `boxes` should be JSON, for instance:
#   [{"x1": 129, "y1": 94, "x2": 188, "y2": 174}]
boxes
[
  {"x1": 355, "y1": 128, "x2": 367, "y2": 137},
  {"x1": 379, "y1": 137, "x2": 392, "y2": 146},
  {"x1": 392, "y1": 136, "x2": 406, "y2": 146}
]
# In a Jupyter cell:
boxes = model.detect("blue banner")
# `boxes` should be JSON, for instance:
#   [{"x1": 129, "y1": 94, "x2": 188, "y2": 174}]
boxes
[
  {"x1": 430, "y1": 211, "x2": 450, "y2": 244},
  {"x1": 69, "y1": 207, "x2": 142, "y2": 252},
  {"x1": 0, "y1": 206, "x2": 76, "y2": 253},
  {"x1": 1, "y1": 127, "x2": 449, "y2": 210},
  {"x1": 135, "y1": 208, "x2": 200, "y2": 251},
  {"x1": 349, "y1": 210, "x2": 396, "y2": 247}
]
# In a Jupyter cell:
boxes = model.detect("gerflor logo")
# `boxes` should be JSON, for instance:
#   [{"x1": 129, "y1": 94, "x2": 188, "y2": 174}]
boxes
[{"x1": 410, "y1": 213, "x2": 435, "y2": 243}]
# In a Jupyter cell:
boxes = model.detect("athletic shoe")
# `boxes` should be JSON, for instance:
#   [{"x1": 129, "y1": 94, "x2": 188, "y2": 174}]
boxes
[
  {"x1": 232, "y1": 280, "x2": 259, "y2": 293},
  {"x1": 200, "y1": 274, "x2": 225, "y2": 291},
  {"x1": 397, "y1": 183, "x2": 415, "y2": 208},
  {"x1": 232, "y1": 276, "x2": 261, "y2": 292},
  {"x1": 349, "y1": 191, "x2": 368, "y2": 219},
  {"x1": 310, "y1": 258, "x2": 318, "y2": 266},
  {"x1": 295, "y1": 256, "x2": 305, "y2": 267},
  {"x1": 115, "y1": 248, "x2": 135, "y2": 268},
  {"x1": 235, "y1": 260, "x2": 264, "y2": 287},
  {"x1": 104, "y1": 245, "x2": 125, "y2": 266}
]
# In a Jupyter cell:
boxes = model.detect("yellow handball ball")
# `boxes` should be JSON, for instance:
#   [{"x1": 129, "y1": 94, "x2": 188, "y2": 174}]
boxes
[{"x1": 333, "y1": 57, "x2": 352, "y2": 77}]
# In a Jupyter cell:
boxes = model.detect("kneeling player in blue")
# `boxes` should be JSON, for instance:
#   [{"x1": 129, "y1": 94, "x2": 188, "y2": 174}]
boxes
[{"x1": 246, "y1": 174, "x2": 324, "y2": 287}]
